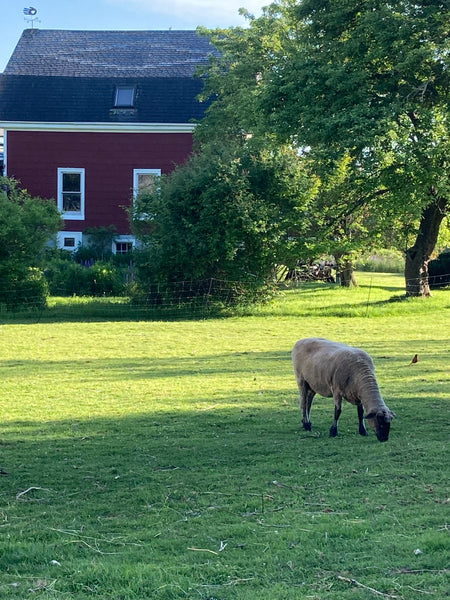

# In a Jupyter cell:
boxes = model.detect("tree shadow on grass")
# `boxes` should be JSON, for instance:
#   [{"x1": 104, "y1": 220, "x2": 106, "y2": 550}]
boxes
[
  {"x1": 0, "y1": 350, "x2": 291, "y2": 383},
  {"x1": 0, "y1": 399, "x2": 410, "y2": 497},
  {"x1": 0, "y1": 341, "x2": 432, "y2": 384},
  {"x1": 1, "y1": 395, "x2": 448, "y2": 599}
]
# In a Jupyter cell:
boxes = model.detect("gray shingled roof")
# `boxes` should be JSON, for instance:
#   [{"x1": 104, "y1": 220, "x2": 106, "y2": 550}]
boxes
[
  {"x1": 5, "y1": 29, "x2": 214, "y2": 78},
  {"x1": 0, "y1": 29, "x2": 215, "y2": 124}
]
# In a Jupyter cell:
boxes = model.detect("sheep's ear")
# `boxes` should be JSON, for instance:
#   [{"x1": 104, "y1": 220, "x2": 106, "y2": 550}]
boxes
[
  {"x1": 365, "y1": 411, "x2": 377, "y2": 420},
  {"x1": 366, "y1": 409, "x2": 396, "y2": 421}
]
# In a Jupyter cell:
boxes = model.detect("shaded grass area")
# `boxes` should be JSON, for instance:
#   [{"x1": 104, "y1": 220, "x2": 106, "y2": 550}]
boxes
[
  {"x1": 1, "y1": 408, "x2": 448, "y2": 599},
  {"x1": 0, "y1": 273, "x2": 449, "y2": 599}
]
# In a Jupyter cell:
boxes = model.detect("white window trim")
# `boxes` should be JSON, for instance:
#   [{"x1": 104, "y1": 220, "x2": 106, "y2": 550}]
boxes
[
  {"x1": 133, "y1": 168, "x2": 161, "y2": 198},
  {"x1": 57, "y1": 168, "x2": 85, "y2": 220},
  {"x1": 133, "y1": 169, "x2": 161, "y2": 221},
  {"x1": 57, "y1": 231, "x2": 83, "y2": 252}
]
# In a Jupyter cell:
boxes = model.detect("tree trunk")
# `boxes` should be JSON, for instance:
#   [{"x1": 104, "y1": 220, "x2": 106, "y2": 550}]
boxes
[
  {"x1": 334, "y1": 255, "x2": 358, "y2": 287},
  {"x1": 405, "y1": 194, "x2": 448, "y2": 296},
  {"x1": 341, "y1": 259, "x2": 358, "y2": 287}
]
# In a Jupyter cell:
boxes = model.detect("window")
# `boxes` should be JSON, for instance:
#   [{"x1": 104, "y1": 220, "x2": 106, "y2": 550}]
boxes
[
  {"x1": 133, "y1": 169, "x2": 161, "y2": 221},
  {"x1": 57, "y1": 231, "x2": 83, "y2": 251},
  {"x1": 115, "y1": 86, "x2": 135, "y2": 107},
  {"x1": 115, "y1": 241, "x2": 133, "y2": 255},
  {"x1": 133, "y1": 169, "x2": 161, "y2": 197},
  {"x1": 58, "y1": 168, "x2": 85, "y2": 220},
  {"x1": 112, "y1": 236, "x2": 135, "y2": 255}
]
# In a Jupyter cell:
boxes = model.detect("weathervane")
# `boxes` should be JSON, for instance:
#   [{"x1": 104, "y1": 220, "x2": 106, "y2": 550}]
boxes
[{"x1": 23, "y1": 7, "x2": 40, "y2": 28}]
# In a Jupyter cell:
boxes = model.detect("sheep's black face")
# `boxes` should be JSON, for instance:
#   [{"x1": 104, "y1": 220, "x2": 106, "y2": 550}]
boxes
[
  {"x1": 366, "y1": 409, "x2": 395, "y2": 442},
  {"x1": 375, "y1": 415, "x2": 391, "y2": 442}
]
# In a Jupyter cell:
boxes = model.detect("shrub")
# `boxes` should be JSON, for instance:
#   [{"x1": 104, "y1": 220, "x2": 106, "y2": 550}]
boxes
[
  {"x1": 429, "y1": 250, "x2": 450, "y2": 288},
  {"x1": 87, "y1": 262, "x2": 126, "y2": 296},
  {"x1": 78, "y1": 226, "x2": 118, "y2": 262},
  {"x1": 130, "y1": 143, "x2": 315, "y2": 304},
  {"x1": 2, "y1": 267, "x2": 49, "y2": 311},
  {"x1": 45, "y1": 260, "x2": 89, "y2": 296},
  {"x1": 45, "y1": 258, "x2": 127, "y2": 297},
  {"x1": 0, "y1": 176, "x2": 61, "y2": 309}
]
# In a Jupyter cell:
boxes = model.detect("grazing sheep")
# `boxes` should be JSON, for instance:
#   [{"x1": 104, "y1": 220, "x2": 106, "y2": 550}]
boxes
[{"x1": 292, "y1": 338, "x2": 395, "y2": 442}]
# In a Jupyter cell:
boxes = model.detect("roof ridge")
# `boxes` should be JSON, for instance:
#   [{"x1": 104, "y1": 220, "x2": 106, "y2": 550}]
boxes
[{"x1": 4, "y1": 29, "x2": 214, "y2": 79}]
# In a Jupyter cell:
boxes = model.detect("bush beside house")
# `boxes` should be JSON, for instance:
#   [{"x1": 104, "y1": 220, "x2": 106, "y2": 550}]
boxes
[
  {"x1": 0, "y1": 176, "x2": 61, "y2": 310},
  {"x1": 43, "y1": 248, "x2": 132, "y2": 297}
]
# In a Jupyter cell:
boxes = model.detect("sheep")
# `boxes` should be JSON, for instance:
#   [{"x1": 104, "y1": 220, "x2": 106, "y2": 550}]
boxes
[{"x1": 292, "y1": 337, "x2": 395, "y2": 442}]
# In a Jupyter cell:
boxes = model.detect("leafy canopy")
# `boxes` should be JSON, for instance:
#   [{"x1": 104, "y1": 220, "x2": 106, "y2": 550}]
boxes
[
  {"x1": 131, "y1": 142, "x2": 317, "y2": 298},
  {"x1": 197, "y1": 0, "x2": 449, "y2": 292}
]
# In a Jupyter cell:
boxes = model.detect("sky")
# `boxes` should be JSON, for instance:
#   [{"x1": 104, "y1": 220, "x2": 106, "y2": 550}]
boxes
[{"x1": 0, "y1": 0, "x2": 269, "y2": 72}]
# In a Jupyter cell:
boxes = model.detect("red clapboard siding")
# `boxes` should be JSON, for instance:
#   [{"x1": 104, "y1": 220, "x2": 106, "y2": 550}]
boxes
[{"x1": 6, "y1": 130, "x2": 194, "y2": 233}]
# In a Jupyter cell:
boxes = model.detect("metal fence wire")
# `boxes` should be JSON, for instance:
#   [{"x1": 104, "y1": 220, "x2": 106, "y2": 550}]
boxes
[{"x1": 0, "y1": 272, "x2": 448, "y2": 323}]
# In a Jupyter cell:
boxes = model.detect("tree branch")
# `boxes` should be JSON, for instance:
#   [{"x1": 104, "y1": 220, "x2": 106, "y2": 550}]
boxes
[{"x1": 337, "y1": 576, "x2": 402, "y2": 598}]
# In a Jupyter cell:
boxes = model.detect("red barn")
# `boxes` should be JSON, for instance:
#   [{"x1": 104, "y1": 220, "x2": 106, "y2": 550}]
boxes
[{"x1": 0, "y1": 29, "x2": 213, "y2": 252}]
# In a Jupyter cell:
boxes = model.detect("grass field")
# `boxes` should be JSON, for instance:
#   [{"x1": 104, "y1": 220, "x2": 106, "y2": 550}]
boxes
[{"x1": 0, "y1": 273, "x2": 448, "y2": 599}]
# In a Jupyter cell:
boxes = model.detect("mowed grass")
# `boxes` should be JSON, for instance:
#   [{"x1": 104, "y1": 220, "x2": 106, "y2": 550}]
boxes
[{"x1": 0, "y1": 273, "x2": 448, "y2": 599}]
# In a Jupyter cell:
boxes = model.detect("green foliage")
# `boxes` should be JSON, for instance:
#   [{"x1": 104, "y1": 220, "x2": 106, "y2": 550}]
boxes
[
  {"x1": 250, "y1": 0, "x2": 449, "y2": 174},
  {"x1": 436, "y1": 217, "x2": 450, "y2": 252},
  {"x1": 0, "y1": 176, "x2": 62, "y2": 309},
  {"x1": 131, "y1": 142, "x2": 316, "y2": 302},
  {"x1": 1, "y1": 267, "x2": 49, "y2": 311},
  {"x1": 200, "y1": 1, "x2": 449, "y2": 293},
  {"x1": 44, "y1": 256, "x2": 128, "y2": 297},
  {"x1": 79, "y1": 225, "x2": 118, "y2": 261},
  {"x1": 42, "y1": 239, "x2": 134, "y2": 298}
]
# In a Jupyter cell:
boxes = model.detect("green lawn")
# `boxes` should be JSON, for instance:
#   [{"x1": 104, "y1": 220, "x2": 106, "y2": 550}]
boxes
[{"x1": 0, "y1": 273, "x2": 448, "y2": 599}]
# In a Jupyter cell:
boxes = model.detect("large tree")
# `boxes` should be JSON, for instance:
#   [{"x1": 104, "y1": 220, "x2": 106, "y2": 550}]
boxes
[{"x1": 200, "y1": 0, "x2": 449, "y2": 295}]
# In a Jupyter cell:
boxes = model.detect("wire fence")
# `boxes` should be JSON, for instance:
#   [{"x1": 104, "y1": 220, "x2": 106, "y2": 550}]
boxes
[
  {"x1": 0, "y1": 277, "x2": 264, "y2": 322},
  {"x1": 0, "y1": 272, "x2": 448, "y2": 323}
]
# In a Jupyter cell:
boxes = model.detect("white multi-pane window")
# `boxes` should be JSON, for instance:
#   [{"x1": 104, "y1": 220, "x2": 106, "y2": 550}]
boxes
[
  {"x1": 133, "y1": 169, "x2": 161, "y2": 197},
  {"x1": 115, "y1": 241, "x2": 133, "y2": 254},
  {"x1": 133, "y1": 169, "x2": 161, "y2": 221},
  {"x1": 113, "y1": 235, "x2": 135, "y2": 255},
  {"x1": 57, "y1": 168, "x2": 85, "y2": 220}
]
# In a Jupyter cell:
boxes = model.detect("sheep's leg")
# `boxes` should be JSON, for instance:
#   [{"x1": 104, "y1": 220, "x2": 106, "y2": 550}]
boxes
[
  {"x1": 330, "y1": 395, "x2": 342, "y2": 437},
  {"x1": 299, "y1": 380, "x2": 315, "y2": 431},
  {"x1": 357, "y1": 403, "x2": 368, "y2": 436}
]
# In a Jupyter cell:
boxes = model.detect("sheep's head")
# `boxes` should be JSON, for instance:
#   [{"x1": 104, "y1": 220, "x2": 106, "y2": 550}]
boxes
[{"x1": 365, "y1": 408, "x2": 396, "y2": 442}]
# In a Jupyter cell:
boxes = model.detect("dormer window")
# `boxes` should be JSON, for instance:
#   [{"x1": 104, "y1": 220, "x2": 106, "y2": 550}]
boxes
[{"x1": 114, "y1": 86, "x2": 135, "y2": 107}]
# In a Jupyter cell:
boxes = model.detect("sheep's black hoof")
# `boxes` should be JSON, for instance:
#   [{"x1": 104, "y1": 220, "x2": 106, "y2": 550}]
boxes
[
  {"x1": 302, "y1": 421, "x2": 312, "y2": 431},
  {"x1": 329, "y1": 426, "x2": 338, "y2": 437},
  {"x1": 359, "y1": 428, "x2": 368, "y2": 436}
]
